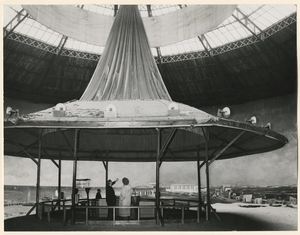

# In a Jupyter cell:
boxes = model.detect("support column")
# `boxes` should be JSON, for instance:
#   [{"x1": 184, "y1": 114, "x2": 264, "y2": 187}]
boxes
[
  {"x1": 71, "y1": 129, "x2": 79, "y2": 224},
  {"x1": 156, "y1": 128, "x2": 164, "y2": 227},
  {"x1": 106, "y1": 153, "x2": 109, "y2": 183},
  {"x1": 197, "y1": 148, "x2": 201, "y2": 222},
  {"x1": 58, "y1": 152, "x2": 62, "y2": 208},
  {"x1": 35, "y1": 129, "x2": 43, "y2": 217},
  {"x1": 58, "y1": 130, "x2": 62, "y2": 208},
  {"x1": 205, "y1": 128, "x2": 211, "y2": 221}
]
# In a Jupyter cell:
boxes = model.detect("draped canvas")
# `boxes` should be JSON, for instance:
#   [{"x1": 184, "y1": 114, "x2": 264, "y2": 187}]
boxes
[
  {"x1": 22, "y1": 5, "x2": 237, "y2": 47},
  {"x1": 80, "y1": 5, "x2": 171, "y2": 101}
]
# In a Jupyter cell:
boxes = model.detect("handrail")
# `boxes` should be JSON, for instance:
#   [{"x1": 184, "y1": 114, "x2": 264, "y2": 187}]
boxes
[{"x1": 38, "y1": 199, "x2": 203, "y2": 225}]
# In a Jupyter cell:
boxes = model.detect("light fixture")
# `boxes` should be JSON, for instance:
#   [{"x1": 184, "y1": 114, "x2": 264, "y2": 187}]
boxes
[
  {"x1": 217, "y1": 107, "x2": 230, "y2": 118},
  {"x1": 263, "y1": 123, "x2": 271, "y2": 129},
  {"x1": 54, "y1": 103, "x2": 66, "y2": 111},
  {"x1": 245, "y1": 116, "x2": 257, "y2": 125},
  {"x1": 6, "y1": 107, "x2": 19, "y2": 118},
  {"x1": 53, "y1": 103, "x2": 66, "y2": 117},
  {"x1": 104, "y1": 104, "x2": 117, "y2": 118},
  {"x1": 168, "y1": 102, "x2": 180, "y2": 116}
]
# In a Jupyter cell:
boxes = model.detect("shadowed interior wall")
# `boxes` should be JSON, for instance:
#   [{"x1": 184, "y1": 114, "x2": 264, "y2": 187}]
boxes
[{"x1": 198, "y1": 93, "x2": 297, "y2": 186}]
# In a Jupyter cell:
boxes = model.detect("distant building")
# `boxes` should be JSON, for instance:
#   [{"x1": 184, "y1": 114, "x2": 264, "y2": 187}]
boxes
[
  {"x1": 169, "y1": 184, "x2": 199, "y2": 193},
  {"x1": 133, "y1": 185, "x2": 154, "y2": 196},
  {"x1": 242, "y1": 194, "x2": 253, "y2": 203},
  {"x1": 284, "y1": 196, "x2": 297, "y2": 205},
  {"x1": 252, "y1": 194, "x2": 263, "y2": 204},
  {"x1": 223, "y1": 185, "x2": 232, "y2": 192}
]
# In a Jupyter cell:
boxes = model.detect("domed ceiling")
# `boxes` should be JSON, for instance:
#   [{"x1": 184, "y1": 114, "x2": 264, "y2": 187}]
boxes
[{"x1": 3, "y1": 4, "x2": 297, "y2": 108}]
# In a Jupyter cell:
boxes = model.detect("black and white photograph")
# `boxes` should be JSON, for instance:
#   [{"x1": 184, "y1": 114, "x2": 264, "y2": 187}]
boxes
[{"x1": 3, "y1": 2, "x2": 298, "y2": 232}]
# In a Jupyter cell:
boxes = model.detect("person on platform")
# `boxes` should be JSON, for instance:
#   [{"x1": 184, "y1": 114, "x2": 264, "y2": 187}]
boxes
[
  {"x1": 95, "y1": 189, "x2": 102, "y2": 199},
  {"x1": 106, "y1": 178, "x2": 119, "y2": 219},
  {"x1": 119, "y1": 177, "x2": 133, "y2": 220}
]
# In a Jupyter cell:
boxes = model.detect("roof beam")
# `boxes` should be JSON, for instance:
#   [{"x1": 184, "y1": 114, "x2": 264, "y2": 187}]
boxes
[
  {"x1": 209, "y1": 131, "x2": 247, "y2": 154},
  {"x1": 56, "y1": 35, "x2": 68, "y2": 55},
  {"x1": 158, "y1": 128, "x2": 178, "y2": 167},
  {"x1": 235, "y1": 8, "x2": 263, "y2": 34},
  {"x1": 156, "y1": 47, "x2": 162, "y2": 64},
  {"x1": 198, "y1": 35, "x2": 213, "y2": 55},
  {"x1": 5, "y1": 134, "x2": 38, "y2": 165},
  {"x1": 4, "y1": 9, "x2": 29, "y2": 41},
  {"x1": 114, "y1": 5, "x2": 118, "y2": 17},
  {"x1": 232, "y1": 14, "x2": 263, "y2": 42},
  {"x1": 146, "y1": 5, "x2": 152, "y2": 17},
  {"x1": 209, "y1": 131, "x2": 245, "y2": 166}
]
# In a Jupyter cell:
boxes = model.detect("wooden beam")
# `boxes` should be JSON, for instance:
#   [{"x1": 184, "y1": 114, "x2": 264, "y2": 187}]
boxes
[
  {"x1": 205, "y1": 127, "x2": 210, "y2": 221},
  {"x1": 197, "y1": 148, "x2": 201, "y2": 222},
  {"x1": 71, "y1": 129, "x2": 79, "y2": 224},
  {"x1": 50, "y1": 159, "x2": 59, "y2": 168},
  {"x1": 58, "y1": 146, "x2": 62, "y2": 209},
  {"x1": 167, "y1": 149, "x2": 175, "y2": 161},
  {"x1": 105, "y1": 151, "x2": 109, "y2": 185},
  {"x1": 156, "y1": 128, "x2": 164, "y2": 227},
  {"x1": 159, "y1": 128, "x2": 177, "y2": 167},
  {"x1": 114, "y1": 5, "x2": 118, "y2": 17},
  {"x1": 90, "y1": 149, "x2": 99, "y2": 159},
  {"x1": 209, "y1": 131, "x2": 247, "y2": 154},
  {"x1": 4, "y1": 11, "x2": 29, "y2": 41},
  {"x1": 17, "y1": 138, "x2": 40, "y2": 155},
  {"x1": 209, "y1": 131, "x2": 245, "y2": 166},
  {"x1": 5, "y1": 134, "x2": 38, "y2": 165},
  {"x1": 35, "y1": 129, "x2": 43, "y2": 217},
  {"x1": 57, "y1": 129, "x2": 75, "y2": 158},
  {"x1": 26, "y1": 204, "x2": 36, "y2": 216},
  {"x1": 146, "y1": 5, "x2": 152, "y2": 17}
]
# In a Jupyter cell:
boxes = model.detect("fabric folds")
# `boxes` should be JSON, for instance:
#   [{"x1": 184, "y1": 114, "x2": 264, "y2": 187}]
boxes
[{"x1": 80, "y1": 5, "x2": 171, "y2": 101}]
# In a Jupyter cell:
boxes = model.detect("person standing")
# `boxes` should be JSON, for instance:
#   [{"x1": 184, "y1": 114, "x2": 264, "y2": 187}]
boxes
[
  {"x1": 95, "y1": 189, "x2": 102, "y2": 199},
  {"x1": 106, "y1": 178, "x2": 118, "y2": 219},
  {"x1": 94, "y1": 188, "x2": 102, "y2": 217},
  {"x1": 119, "y1": 177, "x2": 133, "y2": 220}
]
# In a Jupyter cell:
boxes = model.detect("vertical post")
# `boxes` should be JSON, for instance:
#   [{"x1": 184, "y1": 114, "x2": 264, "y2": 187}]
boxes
[
  {"x1": 205, "y1": 128, "x2": 211, "y2": 221},
  {"x1": 106, "y1": 157, "x2": 108, "y2": 184},
  {"x1": 58, "y1": 132, "x2": 62, "y2": 210},
  {"x1": 155, "y1": 128, "x2": 164, "y2": 227},
  {"x1": 197, "y1": 148, "x2": 201, "y2": 222},
  {"x1": 36, "y1": 129, "x2": 43, "y2": 217},
  {"x1": 86, "y1": 207, "x2": 88, "y2": 225},
  {"x1": 63, "y1": 202, "x2": 66, "y2": 222},
  {"x1": 58, "y1": 158, "x2": 61, "y2": 209},
  {"x1": 156, "y1": 128, "x2": 161, "y2": 225},
  {"x1": 71, "y1": 129, "x2": 79, "y2": 224}
]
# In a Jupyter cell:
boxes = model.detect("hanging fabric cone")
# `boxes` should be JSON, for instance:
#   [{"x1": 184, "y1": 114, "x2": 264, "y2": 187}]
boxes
[{"x1": 80, "y1": 5, "x2": 171, "y2": 101}]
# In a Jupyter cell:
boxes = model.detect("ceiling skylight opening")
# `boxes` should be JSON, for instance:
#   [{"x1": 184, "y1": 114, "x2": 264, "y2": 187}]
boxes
[
  {"x1": 159, "y1": 37, "x2": 205, "y2": 56},
  {"x1": 238, "y1": 5, "x2": 262, "y2": 16},
  {"x1": 4, "y1": 5, "x2": 296, "y2": 57},
  {"x1": 149, "y1": 5, "x2": 182, "y2": 16},
  {"x1": 3, "y1": 5, "x2": 23, "y2": 26},
  {"x1": 64, "y1": 38, "x2": 105, "y2": 55},
  {"x1": 160, "y1": 44, "x2": 177, "y2": 56},
  {"x1": 14, "y1": 17, "x2": 61, "y2": 47},
  {"x1": 150, "y1": 48, "x2": 158, "y2": 57},
  {"x1": 248, "y1": 5, "x2": 296, "y2": 30},
  {"x1": 82, "y1": 5, "x2": 114, "y2": 16}
]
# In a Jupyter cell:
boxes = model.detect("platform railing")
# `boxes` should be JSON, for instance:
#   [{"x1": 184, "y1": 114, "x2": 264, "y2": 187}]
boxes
[{"x1": 38, "y1": 199, "x2": 203, "y2": 225}]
